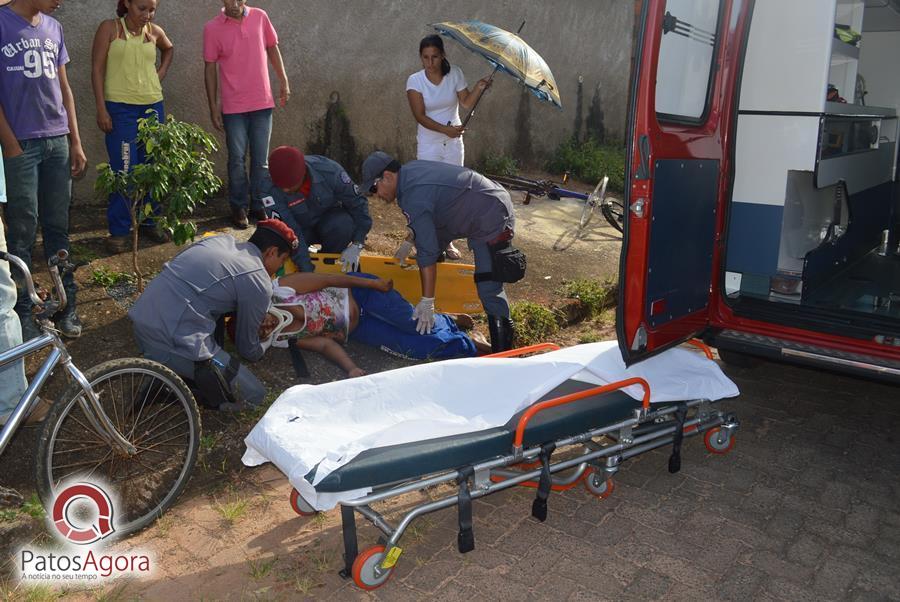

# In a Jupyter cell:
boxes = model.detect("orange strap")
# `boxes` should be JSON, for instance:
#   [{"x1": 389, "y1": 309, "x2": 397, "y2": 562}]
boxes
[
  {"x1": 485, "y1": 343, "x2": 561, "y2": 358},
  {"x1": 512, "y1": 377, "x2": 651, "y2": 448}
]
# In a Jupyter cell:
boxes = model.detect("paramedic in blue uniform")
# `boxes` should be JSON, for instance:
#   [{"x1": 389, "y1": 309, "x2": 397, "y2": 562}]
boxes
[
  {"x1": 361, "y1": 151, "x2": 519, "y2": 352},
  {"x1": 128, "y1": 220, "x2": 297, "y2": 411},
  {"x1": 261, "y1": 146, "x2": 372, "y2": 274}
]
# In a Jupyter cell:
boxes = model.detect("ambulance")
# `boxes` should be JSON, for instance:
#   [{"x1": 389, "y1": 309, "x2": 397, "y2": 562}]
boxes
[{"x1": 618, "y1": 0, "x2": 900, "y2": 381}]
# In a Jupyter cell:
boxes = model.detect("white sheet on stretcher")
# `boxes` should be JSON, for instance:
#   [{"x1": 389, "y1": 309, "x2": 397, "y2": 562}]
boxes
[{"x1": 242, "y1": 341, "x2": 739, "y2": 510}]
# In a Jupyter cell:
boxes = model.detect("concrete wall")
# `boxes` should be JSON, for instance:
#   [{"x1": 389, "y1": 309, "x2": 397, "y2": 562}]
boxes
[{"x1": 47, "y1": 0, "x2": 633, "y2": 197}]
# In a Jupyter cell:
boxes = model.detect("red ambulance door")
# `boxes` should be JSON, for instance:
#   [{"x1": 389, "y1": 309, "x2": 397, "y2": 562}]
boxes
[{"x1": 617, "y1": 0, "x2": 754, "y2": 364}]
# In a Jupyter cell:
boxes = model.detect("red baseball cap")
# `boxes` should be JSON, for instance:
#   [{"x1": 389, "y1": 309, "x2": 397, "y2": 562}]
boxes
[
  {"x1": 255, "y1": 219, "x2": 299, "y2": 250},
  {"x1": 268, "y1": 146, "x2": 307, "y2": 190}
]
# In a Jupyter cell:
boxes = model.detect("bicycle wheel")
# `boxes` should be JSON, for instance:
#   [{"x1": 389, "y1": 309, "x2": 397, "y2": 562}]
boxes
[
  {"x1": 35, "y1": 358, "x2": 200, "y2": 538},
  {"x1": 601, "y1": 198, "x2": 626, "y2": 233},
  {"x1": 579, "y1": 176, "x2": 609, "y2": 230}
]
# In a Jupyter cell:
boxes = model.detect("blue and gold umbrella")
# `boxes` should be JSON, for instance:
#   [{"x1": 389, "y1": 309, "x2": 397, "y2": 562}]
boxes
[{"x1": 431, "y1": 20, "x2": 562, "y2": 125}]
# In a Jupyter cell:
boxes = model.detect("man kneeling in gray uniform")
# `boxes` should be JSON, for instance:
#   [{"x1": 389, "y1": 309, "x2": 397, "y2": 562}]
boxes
[
  {"x1": 128, "y1": 220, "x2": 298, "y2": 410},
  {"x1": 361, "y1": 152, "x2": 525, "y2": 352}
]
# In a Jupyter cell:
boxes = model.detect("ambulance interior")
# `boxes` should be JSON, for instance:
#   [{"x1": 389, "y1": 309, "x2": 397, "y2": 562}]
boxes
[{"x1": 724, "y1": 0, "x2": 900, "y2": 338}]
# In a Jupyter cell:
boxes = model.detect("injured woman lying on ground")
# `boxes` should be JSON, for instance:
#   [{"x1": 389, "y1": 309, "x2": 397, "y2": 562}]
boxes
[{"x1": 256, "y1": 272, "x2": 491, "y2": 377}]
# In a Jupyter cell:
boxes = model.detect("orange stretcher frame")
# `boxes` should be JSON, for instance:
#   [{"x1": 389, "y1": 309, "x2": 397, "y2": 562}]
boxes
[{"x1": 281, "y1": 253, "x2": 482, "y2": 314}]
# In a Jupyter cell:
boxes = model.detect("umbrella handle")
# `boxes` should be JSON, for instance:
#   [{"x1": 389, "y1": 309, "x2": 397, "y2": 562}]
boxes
[{"x1": 460, "y1": 65, "x2": 500, "y2": 128}]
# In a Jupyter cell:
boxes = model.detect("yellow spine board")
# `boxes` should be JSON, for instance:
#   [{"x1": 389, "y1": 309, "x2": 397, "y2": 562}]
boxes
[{"x1": 283, "y1": 254, "x2": 482, "y2": 314}]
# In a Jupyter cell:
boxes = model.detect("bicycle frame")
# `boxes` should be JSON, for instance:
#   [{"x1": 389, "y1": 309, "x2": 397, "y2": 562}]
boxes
[{"x1": 0, "y1": 253, "x2": 136, "y2": 458}]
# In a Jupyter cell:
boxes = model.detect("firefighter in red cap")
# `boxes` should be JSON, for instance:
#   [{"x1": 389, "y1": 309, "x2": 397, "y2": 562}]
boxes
[
  {"x1": 128, "y1": 220, "x2": 297, "y2": 411},
  {"x1": 262, "y1": 146, "x2": 372, "y2": 273}
]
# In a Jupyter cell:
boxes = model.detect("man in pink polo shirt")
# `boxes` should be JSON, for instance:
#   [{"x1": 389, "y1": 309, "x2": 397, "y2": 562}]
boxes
[{"x1": 203, "y1": 0, "x2": 290, "y2": 229}]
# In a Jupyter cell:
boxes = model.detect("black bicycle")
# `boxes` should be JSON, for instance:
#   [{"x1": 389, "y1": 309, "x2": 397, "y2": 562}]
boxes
[{"x1": 488, "y1": 174, "x2": 624, "y2": 234}]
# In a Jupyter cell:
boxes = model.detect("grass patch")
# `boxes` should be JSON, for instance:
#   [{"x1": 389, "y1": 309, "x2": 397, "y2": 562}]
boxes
[
  {"x1": 546, "y1": 137, "x2": 626, "y2": 193},
  {"x1": 311, "y1": 512, "x2": 328, "y2": 530},
  {"x1": 90, "y1": 266, "x2": 134, "y2": 288},
  {"x1": 213, "y1": 496, "x2": 248, "y2": 524},
  {"x1": 311, "y1": 551, "x2": 332, "y2": 573},
  {"x1": 577, "y1": 332, "x2": 603, "y2": 344},
  {"x1": 478, "y1": 152, "x2": 519, "y2": 176},
  {"x1": 20, "y1": 493, "x2": 45, "y2": 520},
  {"x1": 247, "y1": 556, "x2": 276, "y2": 580},
  {"x1": 69, "y1": 243, "x2": 101, "y2": 264},
  {"x1": 559, "y1": 278, "x2": 618, "y2": 318},
  {"x1": 199, "y1": 433, "x2": 220, "y2": 454},
  {"x1": 0, "y1": 582, "x2": 64, "y2": 602},
  {"x1": 511, "y1": 301, "x2": 559, "y2": 346},
  {"x1": 293, "y1": 576, "x2": 317, "y2": 595}
]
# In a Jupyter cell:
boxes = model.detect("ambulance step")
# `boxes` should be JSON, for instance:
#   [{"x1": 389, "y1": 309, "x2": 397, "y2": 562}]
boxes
[{"x1": 714, "y1": 329, "x2": 900, "y2": 380}]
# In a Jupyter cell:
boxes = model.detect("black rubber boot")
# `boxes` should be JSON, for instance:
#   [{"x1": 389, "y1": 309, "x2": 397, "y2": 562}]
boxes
[
  {"x1": 55, "y1": 283, "x2": 82, "y2": 339},
  {"x1": 487, "y1": 315, "x2": 515, "y2": 353}
]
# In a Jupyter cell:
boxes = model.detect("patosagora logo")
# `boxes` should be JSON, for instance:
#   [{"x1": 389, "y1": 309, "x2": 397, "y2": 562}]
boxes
[
  {"x1": 17, "y1": 479, "x2": 152, "y2": 584},
  {"x1": 52, "y1": 483, "x2": 116, "y2": 544}
]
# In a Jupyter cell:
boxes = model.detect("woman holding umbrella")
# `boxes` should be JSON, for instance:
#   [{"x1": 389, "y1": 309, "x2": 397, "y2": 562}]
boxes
[
  {"x1": 405, "y1": 35, "x2": 489, "y2": 260},
  {"x1": 406, "y1": 35, "x2": 491, "y2": 167}
]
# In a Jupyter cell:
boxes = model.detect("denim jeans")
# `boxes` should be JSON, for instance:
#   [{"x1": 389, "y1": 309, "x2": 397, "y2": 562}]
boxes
[
  {"x1": 0, "y1": 200, "x2": 28, "y2": 422},
  {"x1": 1, "y1": 135, "x2": 76, "y2": 319},
  {"x1": 105, "y1": 101, "x2": 166, "y2": 236},
  {"x1": 223, "y1": 108, "x2": 273, "y2": 210}
]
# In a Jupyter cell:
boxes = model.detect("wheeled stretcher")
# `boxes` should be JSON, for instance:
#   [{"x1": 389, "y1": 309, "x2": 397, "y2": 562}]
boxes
[{"x1": 243, "y1": 341, "x2": 740, "y2": 590}]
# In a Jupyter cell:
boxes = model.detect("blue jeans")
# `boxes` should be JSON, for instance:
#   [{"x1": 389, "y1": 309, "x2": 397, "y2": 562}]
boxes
[
  {"x1": 1, "y1": 135, "x2": 76, "y2": 319},
  {"x1": 0, "y1": 207, "x2": 28, "y2": 422},
  {"x1": 223, "y1": 108, "x2": 272, "y2": 210},
  {"x1": 105, "y1": 101, "x2": 166, "y2": 236}
]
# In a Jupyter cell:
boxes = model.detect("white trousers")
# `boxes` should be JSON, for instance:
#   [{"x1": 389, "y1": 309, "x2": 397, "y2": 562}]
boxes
[{"x1": 417, "y1": 136, "x2": 465, "y2": 166}]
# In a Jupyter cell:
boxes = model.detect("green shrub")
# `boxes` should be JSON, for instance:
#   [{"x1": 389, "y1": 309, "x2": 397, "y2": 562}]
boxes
[
  {"x1": 479, "y1": 152, "x2": 519, "y2": 176},
  {"x1": 577, "y1": 332, "x2": 603, "y2": 344},
  {"x1": 559, "y1": 278, "x2": 618, "y2": 317},
  {"x1": 91, "y1": 266, "x2": 134, "y2": 287},
  {"x1": 95, "y1": 111, "x2": 221, "y2": 291},
  {"x1": 511, "y1": 301, "x2": 559, "y2": 345},
  {"x1": 546, "y1": 137, "x2": 626, "y2": 193}
]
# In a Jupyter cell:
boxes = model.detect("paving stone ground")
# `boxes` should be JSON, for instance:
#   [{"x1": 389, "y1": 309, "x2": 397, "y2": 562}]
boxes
[{"x1": 110, "y1": 354, "x2": 900, "y2": 601}]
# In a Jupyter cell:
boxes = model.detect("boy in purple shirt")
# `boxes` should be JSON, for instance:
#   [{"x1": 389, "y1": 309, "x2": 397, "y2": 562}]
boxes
[
  {"x1": 0, "y1": 0, "x2": 87, "y2": 340},
  {"x1": 203, "y1": 0, "x2": 290, "y2": 230}
]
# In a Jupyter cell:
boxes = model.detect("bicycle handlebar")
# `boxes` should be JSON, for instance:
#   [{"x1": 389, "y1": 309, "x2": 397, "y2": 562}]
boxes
[{"x1": 0, "y1": 250, "x2": 71, "y2": 316}]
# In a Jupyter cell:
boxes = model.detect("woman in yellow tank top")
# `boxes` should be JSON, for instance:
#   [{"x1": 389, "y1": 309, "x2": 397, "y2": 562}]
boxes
[{"x1": 90, "y1": 0, "x2": 173, "y2": 253}]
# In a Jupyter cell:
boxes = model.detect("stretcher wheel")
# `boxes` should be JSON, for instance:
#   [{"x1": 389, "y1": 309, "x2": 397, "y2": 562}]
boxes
[
  {"x1": 583, "y1": 472, "x2": 615, "y2": 499},
  {"x1": 704, "y1": 427, "x2": 735, "y2": 454},
  {"x1": 289, "y1": 488, "x2": 317, "y2": 517},
  {"x1": 351, "y1": 545, "x2": 393, "y2": 591}
]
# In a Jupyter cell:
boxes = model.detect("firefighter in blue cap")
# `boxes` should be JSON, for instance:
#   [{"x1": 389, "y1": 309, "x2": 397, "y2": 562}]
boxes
[
  {"x1": 261, "y1": 146, "x2": 372, "y2": 273},
  {"x1": 361, "y1": 151, "x2": 525, "y2": 352}
]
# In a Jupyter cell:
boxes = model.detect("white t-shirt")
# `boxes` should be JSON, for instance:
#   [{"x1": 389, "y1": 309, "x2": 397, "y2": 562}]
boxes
[{"x1": 406, "y1": 65, "x2": 468, "y2": 145}]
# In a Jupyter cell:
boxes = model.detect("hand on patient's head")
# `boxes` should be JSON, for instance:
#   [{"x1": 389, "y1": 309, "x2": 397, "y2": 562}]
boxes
[{"x1": 259, "y1": 312, "x2": 280, "y2": 340}]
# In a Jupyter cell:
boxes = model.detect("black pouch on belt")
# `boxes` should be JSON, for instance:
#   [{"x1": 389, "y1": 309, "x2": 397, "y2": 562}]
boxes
[
  {"x1": 487, "y1": 240, "x2": 527, "y2": 283},
  {"x1": 192, "y1": 357, "x2": 240, "y2": 409}
]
